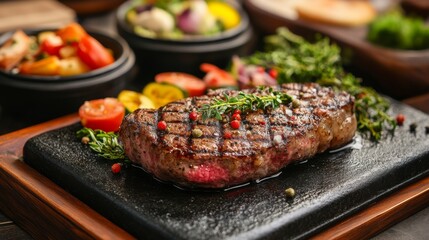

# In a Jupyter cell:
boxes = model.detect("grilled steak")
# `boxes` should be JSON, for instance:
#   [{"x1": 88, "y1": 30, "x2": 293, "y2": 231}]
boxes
[{"x1": 119, "y1": 83, "x2": 357, "y2": 189}]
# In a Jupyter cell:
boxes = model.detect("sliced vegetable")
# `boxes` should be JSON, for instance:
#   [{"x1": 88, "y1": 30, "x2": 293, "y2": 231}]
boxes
[
  {"x1": 57, "y1": 22, "x2": 88, "y2": 43},
  {"x1": 200, "y1": 63, "x2": 237, "y2": 89},
  {"x1": 40, "y1": 34, "x2": 63, "y2": 57},
  {"x1": 0, "y1": 23, "x2": 114, "y2": 76},
  {"x1": 58, "y1": 56, "x2": 89, "y2": 76},
  {"x1": 78, "y1": 98, "x2": 125, "y2": 132},
  {"x1": 77, "y1": 35, "x2": 114, "y2": 70},
  {"x1": 207, "y1": 1, "x2": 240, "y2": 29},
  {"x1": 143, "y1": 82, "x2": 186, "y2": 108},
  {"x1": 40, "y1": 32, "x2": 64, "y2": 56},
  {"x1": 59, "y1": 45, "x2": 77, "y2": 59},
  {"x1": 118, "y1": 90, "x2": 155, "y2": 112},
  {"x1": 155, "y1": 72, "x2": 206, "y2": 97},
  {"x1": 127, "y1": 0, "x2": 236, "y2": 39},
  {"x1": 19, "y1": 56, "x2": 60, "y2": 75}
]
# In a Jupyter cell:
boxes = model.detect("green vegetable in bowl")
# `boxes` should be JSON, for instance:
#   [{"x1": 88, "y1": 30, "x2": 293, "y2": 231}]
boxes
[
  {"x1": 236, "y1": 28, "x2": 396, "y2": 141},
  {"x1": 367, "y1": 11, "x2": 429, "y2": 50}
]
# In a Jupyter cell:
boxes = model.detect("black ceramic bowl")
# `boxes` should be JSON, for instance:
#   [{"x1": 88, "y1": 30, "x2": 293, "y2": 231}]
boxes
[
  {"x1": 115, "y1": 0, "x2": 254, "y2": 78},
  {"x1": 0, "y1": 29, "x2": 136, "y2": 120}
]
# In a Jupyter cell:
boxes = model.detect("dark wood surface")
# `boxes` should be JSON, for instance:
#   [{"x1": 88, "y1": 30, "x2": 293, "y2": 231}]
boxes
[{"x1": 0, "y1": 213, "x2": 32, "y2": 240}]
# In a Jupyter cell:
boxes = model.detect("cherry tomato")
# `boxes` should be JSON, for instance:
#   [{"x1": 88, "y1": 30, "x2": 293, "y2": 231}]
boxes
[
  {"x1": 40, "y1": 35, "x2": 64, "y2": 57},
  {"x1": 78, "y1": 98, "x2": 125, "y2": 132},
  {"x1": 57, "y1": 22, "x2": 88, "y2": 43},
  {"x1": 77, "y1": 35, "x2": 114, "y2": 70},
  {"x1": 155, "y1": 72, "x2": 207, "y2": 97}
]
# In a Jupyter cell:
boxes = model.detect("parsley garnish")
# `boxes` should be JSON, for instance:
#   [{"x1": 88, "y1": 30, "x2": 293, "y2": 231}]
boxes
[{"x1": 243, "y1": 27, "x2": 396, "y2": 140}]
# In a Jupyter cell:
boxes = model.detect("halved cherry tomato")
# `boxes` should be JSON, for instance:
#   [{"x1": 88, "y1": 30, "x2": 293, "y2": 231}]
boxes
[
  {"x1": 57, "y1": 22, "x2": 88, "y2": 44},
  {"x1": 19, "y1": 56, "x2": 61, "y2": 75},
  {"x1": 77, "y1": 35, "x2": 114, "y2": 69},
  {"x1": 78, "y1": 98, "x2": 125, "y2": 132},
  {"x1": 200, "y1": 63, "x2": 237, "y2": 89},
  {"x1": 155, "y1": 72, "x2": 206, "y2": 97}
]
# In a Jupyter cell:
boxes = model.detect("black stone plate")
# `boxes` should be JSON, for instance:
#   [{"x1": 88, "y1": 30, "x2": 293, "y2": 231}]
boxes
[{"x1": 23, "y1": 100, "x2": 429, "y2": 240}]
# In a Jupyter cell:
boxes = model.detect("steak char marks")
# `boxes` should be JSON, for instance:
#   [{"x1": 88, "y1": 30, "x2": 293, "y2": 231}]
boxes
[{"x1": 119, "y1": 83, "x2": 357, "y2": 189}]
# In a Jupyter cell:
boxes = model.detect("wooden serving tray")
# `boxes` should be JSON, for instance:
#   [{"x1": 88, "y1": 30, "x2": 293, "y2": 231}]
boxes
[
  {"x1": 244, "y1": 0, "x2": 429, "y2": 100},
  {"x1": 0, "y1": 101, "x2": 429, "y2": 239}
]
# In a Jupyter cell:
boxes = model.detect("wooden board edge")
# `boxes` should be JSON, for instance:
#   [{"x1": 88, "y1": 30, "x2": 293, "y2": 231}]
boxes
[
  {"x1": 312, "y1": 176, "x2": 429, "y2": 239},
  {"x1": 0, "y1": 114, "x2": 79, "y2": 156},
  {"x1": 0, "y1": 157, "x2": 135, "y2": 240}
]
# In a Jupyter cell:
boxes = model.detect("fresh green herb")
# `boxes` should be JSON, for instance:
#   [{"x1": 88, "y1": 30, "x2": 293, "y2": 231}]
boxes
[
  {"x1": 367, "y1": 11, "x2": 429, "y2": 50},
  {"x1": 76, "y1": 128, "x2": 128, "y2": 161},
  {"x1": 199, "y1": 87, "x2": 293, "y2": 120},
  {"x1": 248, "y1": 27, "x2": 341, "y2": 84},
  {"x1": 243, "y1": 27, "x2": 396, "y2": 140}
]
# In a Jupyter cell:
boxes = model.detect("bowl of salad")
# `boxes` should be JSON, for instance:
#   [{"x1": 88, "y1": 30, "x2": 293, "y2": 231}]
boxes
[
  {"x1": 116, "y1": 0, "x2": 253, "y2": 77},
  {"x1": 0, "y1": 23, "x2": 136, "y2": 120}
]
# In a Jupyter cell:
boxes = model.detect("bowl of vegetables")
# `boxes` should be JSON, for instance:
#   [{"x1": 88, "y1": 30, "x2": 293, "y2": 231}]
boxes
[
  {"x1": 116, "y1": 0, "x2": 253, "y2": 77},
  {"x1": 0, "y1": 23, "x2": 136, "y2": 120}
]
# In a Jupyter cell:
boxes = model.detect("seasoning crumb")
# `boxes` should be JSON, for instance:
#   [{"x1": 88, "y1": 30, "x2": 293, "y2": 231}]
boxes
[
  {"x1": 192, "y1": 128, "x2": 203, "y2": 138},
  {"x1": 284, "y1": 187, "x2": 296, "y2": 198},
  {"x1": 425, "y1": 126, "x2": 429, "y2": 134},
  {"x1": 81, "y1": 136, "x2": 90, "y2": 144},
  {"x1": 409, "y1": 123, "x2": 417, "y2": 132}
]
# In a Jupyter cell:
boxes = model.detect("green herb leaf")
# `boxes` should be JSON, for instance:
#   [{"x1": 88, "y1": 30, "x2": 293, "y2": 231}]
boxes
[
  {"x1": 242, "y1": 27, "x2": 396, "y2": 140},
  {"x1": 76, "y1": 128, "x2": 128, "y2": 161}
]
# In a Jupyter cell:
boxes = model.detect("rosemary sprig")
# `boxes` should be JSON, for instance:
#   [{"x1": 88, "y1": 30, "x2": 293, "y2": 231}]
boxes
[
  {"x1": 76, "y1": 128, "x2": 128, "y2": 161},
  {"x1": 199, "y1": 87, "x2": 293, "y2": 120}
]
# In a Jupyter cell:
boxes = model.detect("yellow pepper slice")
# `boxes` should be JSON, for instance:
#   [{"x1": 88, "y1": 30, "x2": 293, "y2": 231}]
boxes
[
  {"x1": 207, "y1": 1, "x2": 241, "y2": 30},
  {"x1": 118, "y1": 90, "x2": 155, "y2": 112},
  {"x1": 19, "y1": 56, "x2": 60, "y2": 76},
  {"x1": 142, "y1": 82, "x2": 185, "y2": 108}
]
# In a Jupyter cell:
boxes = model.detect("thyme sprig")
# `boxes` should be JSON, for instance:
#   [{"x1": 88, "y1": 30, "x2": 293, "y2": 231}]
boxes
[
  {"x1": 76, "y1": 128, "x2": 128, "y2": 161},
  {"x1": 199, "y1": 87, "x2": 293, "y2": 120}
]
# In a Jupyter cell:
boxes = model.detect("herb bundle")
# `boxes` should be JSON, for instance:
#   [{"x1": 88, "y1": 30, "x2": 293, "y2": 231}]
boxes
[
  {"x1": 244, "y1": 27, "x2": 396, "y2": 140},
  {"x1": 76, "y1": 128, "x2": 127, "y2": 161},
  {"x1": 199, "y1": 87, "x2": 293, "y2": 120}
]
